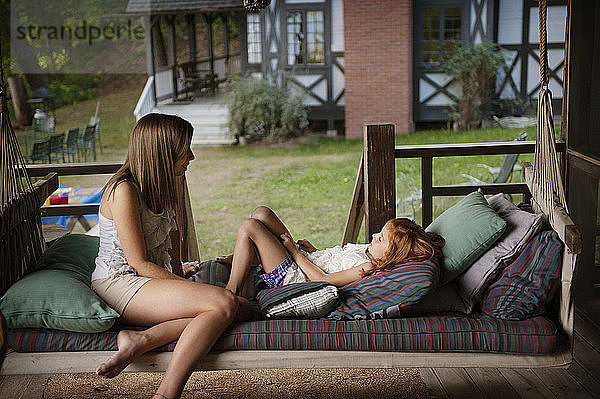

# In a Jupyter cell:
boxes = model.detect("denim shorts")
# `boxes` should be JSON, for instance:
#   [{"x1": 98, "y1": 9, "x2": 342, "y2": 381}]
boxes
[{"x1": 259, "y1": 255, "x2": 296, "y2": 288}]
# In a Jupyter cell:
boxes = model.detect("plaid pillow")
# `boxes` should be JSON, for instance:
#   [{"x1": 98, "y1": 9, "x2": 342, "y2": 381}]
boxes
[
  {"x1": 256, "y1": 282, "x2": 339, "y2": 319},
  {"x1": 480, "y1": 230, "x2": 563, "y2": 320},
  {"x1": 455, "y1": 194, "x2": 546, "y2": 313},
  {"x1": 328, "y1": 260, "x2": 438, "y2": 320}
]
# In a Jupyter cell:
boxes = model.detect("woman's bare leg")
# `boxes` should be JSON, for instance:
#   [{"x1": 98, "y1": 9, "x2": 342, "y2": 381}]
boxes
[
  {"x1": 225, "y1": 218, "x2": 291, "y2": 295},
  {"x1": 96, "y1": 279, "x2": 238, "y2": 399}
]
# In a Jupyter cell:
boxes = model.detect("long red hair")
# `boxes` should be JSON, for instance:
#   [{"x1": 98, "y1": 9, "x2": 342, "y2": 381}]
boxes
[{"x1": 364, "y1": 218, "x2": 445, "y2": 276}]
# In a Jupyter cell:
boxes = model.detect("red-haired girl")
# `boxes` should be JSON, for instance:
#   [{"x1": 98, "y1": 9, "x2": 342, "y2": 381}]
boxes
[{"x1": 223, "y1": 206, "x2": 444, "y2": 294}]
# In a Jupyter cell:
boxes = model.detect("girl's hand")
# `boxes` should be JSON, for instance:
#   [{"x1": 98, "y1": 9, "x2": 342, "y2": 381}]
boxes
[
  {"x1": 296, "y1": 239, "x2": 317, "y2": 253},
  {"x1": 182, "y1": 261, "x2": 201, "y2": 278},
  {"x1": 280, "y1": 233, "x2": 299, "y2": 254},
  {"x1": 216, "y1": 254, "x2": 233, "y2": 264}
]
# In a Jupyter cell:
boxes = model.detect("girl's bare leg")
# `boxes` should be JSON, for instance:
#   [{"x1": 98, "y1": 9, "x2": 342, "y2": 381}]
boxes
[
  {"x1": 225, "y1": 217, "x2": 291, "y2": 295},
  {"x1": 96, "y1": 279, "x2": 238, "y2": 399},
  {"x1": 250, "y1": 206, "x2": 292, "y2": 238}
]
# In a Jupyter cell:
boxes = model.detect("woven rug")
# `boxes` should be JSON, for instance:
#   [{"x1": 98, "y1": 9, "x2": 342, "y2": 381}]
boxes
[{"x1": 44, "y1": 368, "x2": 431, "y2": 398}]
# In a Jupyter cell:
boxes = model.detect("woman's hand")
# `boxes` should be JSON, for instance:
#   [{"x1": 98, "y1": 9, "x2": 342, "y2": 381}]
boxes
[
  {"x1": 280, "y1": 233, "x2": 299, "y2": 255},
  {"x1": 182, "y1": 261, "x2": 201, "y2": 278},
  {"x1": 296, "y1": 239, "x2": 317, "y2": 253}
]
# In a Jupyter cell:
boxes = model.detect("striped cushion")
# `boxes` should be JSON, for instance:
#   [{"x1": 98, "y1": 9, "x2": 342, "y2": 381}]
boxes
[
  {"x1": 190, "y1": 260, "x2": 262, "y2": 299},
  {"x1": 257, "y1": 282, "x2": 339, "y2": 318},
  {"x1": 328, "y1": 260, "x2": 438, "y2": 319},
  {"x1": 7, "y1": 313, "x2": 559, "y2": 354},
  {"x1": 480, "y1": 230, "x2": 563, "y2": 320}
]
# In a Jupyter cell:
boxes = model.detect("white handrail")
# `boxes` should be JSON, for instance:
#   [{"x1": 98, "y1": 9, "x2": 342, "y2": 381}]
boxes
[{"x1": 133, "y1": 76, "x2": 156, "y2": 120}]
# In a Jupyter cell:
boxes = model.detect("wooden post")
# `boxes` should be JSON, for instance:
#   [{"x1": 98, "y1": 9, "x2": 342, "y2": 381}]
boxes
[
  {"x1": 363, "y1": 124, "x2": 396, "y2": 242},
  {"x1": 342, "y1": 154, "x2": 365, "y2": 245}
]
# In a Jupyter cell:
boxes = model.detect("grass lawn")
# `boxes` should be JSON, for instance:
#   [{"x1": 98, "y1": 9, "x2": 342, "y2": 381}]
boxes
[
  {"x1": 185, "y1": 127, "x2": 537, "y2": 259},
  {"x1": 21, "y1": 86, "x2": 541, "y2": 260}
]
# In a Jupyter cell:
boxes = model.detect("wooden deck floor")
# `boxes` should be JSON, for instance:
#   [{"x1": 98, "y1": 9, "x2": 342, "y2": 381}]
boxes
[{"x1": 1, "y1": 311, "x2": 599, "y2": 398}]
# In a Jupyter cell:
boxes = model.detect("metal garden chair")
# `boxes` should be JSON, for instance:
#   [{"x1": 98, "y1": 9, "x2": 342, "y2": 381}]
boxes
[
  {"x1": 25, "y1": 136, "x2": 51, "y2": 164},
  {"x1": 78, "y1": 124, "x2": 96, "y2": 162},
  {"x1": 49, "y1": 131, "x2": 65, "y2": 163},
  {"x1": 64, "y1": 127, "x2": 80, "y2": 163},
  {"x1": 89, "y1": 116, "x2": 101, "y2": 153}
]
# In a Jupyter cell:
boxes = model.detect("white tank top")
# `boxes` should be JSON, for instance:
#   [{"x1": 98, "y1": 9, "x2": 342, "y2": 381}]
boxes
[
  {"x1": 91, "y1": 183, "x2": 177, "y2": 281},
  {"x1": 283, "y1": 243, "x2": 371, "y2": 285}
]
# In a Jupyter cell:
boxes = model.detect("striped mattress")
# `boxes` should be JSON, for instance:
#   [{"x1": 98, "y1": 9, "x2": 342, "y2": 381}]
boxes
[{"x1": 8, "y1": 313, "x2": 559, "y2": 355}]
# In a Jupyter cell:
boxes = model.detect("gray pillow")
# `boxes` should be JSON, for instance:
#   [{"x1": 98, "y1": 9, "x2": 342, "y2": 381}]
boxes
[{"x1": 455, "y1": 194, "x2": 546, "y2": 313}]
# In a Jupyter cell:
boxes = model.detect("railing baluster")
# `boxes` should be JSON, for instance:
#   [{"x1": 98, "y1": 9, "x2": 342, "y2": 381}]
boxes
[{"x1": 421, "y1": 157, "x2": 433, "y2": 227}]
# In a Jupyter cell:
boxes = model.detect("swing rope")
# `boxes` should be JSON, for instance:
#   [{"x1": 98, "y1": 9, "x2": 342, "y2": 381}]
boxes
[
  {"x1": 531, "y1": 0, "x2": 568, "y2": 227},
  {"x1": 0, "y1": 43, "x2": 46, "y2": 296}
]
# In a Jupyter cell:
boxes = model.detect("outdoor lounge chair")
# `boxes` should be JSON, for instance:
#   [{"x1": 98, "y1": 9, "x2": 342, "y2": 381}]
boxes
[{"x1": 460, "y1": 131, "x2": 528, "y2": 185}]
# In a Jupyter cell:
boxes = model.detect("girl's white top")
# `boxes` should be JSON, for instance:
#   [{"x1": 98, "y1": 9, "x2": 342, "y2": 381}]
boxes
[
  {"x1": 283, "y1": 243, "x2": 371, "y2": 285},
  {"x1": 91, "y1": 183, "x2": 177, "y2": 281}
]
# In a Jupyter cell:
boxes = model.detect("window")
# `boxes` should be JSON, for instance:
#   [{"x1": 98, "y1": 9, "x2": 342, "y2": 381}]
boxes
[
  {"x1": 422, "y1": 7, "x2": 462, "y2": 65},
  {"x1": 287, "y1": 10, "x2": 324, "y2": 66},
  {"x1": 247, "y1": 14, "x2": 262, "y2": 64}
]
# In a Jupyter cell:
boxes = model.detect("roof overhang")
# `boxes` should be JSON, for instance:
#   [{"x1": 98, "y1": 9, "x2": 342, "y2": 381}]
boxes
[{"x1": 125, "y1": 0, "x2": 244, "y2": 16}]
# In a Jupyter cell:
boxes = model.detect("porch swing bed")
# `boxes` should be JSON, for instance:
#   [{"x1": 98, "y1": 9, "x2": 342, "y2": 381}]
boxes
[
  {"x1": 0, "y1": 0, "x2": 581, "y2": 375},
  {"x1": 0, "y1": 120, "x2": 580, "y2": 374}
]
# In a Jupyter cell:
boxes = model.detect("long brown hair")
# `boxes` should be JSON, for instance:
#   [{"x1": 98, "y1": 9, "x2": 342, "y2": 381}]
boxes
[
  {"x1": 365, "y1": 218, "x2": 445, "y2": 276},
  {"x1": 105, "y1": 113, "x2": 194, "y2": 213}
]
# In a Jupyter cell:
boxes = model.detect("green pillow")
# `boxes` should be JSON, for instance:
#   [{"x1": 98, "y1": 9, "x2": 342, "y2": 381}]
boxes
[
  {"x1": 0, "y1": 234, "x2": 119, "y2": 333},
  {"x1": 426, "y1": 191, "x2": 507, "y2": 286}
]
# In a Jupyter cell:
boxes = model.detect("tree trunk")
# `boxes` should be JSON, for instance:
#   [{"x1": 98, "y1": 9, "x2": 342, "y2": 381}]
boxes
[{"x1": 7, "y1": 76, "x2": 32, "y2": 126}]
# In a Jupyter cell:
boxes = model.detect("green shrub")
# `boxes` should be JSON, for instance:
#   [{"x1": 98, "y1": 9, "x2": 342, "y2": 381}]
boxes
[
  {"x1": 49, "y1": 74, "x2": 101, "y2": 108},
  {"x1": 443, "y1": 41, "x2": 506, "y2": 130},
  {"x1": 227, "y1": 76, "x2": 308, "y2": 141}
]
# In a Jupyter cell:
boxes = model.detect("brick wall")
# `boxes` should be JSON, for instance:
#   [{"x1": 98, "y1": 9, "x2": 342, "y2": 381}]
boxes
[{"x1": 344, "y1": 0, "x2": 413, "y2": 138}]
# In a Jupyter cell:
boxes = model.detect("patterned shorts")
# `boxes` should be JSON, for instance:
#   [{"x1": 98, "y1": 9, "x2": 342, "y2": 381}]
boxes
[{"x1": 259, "y1": 255, "x2": 296, "y2": 288}]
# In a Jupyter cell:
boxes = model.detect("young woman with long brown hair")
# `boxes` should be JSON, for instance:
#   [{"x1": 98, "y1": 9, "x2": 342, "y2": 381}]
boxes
[
  {"x1": 222, "y1": 206, "x2": 445, "y2": 294},
  {"x1": 91, "y1": 113, "x2": 238, "y2": 399}
]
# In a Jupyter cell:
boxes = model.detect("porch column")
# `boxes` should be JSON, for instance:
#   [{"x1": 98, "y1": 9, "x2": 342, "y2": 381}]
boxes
[
  {"x1": 187, "y1": 14, "x2": 196, "y2": 64},
  {"x1": 204, "y1": 13, "x2": 215, "y2": 91},
  {"x1": 235, "y1": 11, "x2": 248, "y2": 76},
  {"x1": 167, "y1": 15, "x2": 178, "y2": 100},
  {"x1": 223, "y1": 14, "x2": 230, "y2": 77}
]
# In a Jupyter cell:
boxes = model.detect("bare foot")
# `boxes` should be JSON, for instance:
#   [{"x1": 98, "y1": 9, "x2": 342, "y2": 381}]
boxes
[{"x1": 96, "y1": 330, "x2": 148, "y2": 378}]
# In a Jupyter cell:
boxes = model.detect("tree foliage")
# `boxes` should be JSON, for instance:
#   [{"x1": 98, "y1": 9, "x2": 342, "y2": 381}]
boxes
[{"x1": 443, "y1": 41, "x2": 506, "y2": 130}]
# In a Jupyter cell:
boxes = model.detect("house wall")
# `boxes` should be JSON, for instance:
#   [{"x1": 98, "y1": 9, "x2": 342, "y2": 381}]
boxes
[{"x1": 344, "y1": 0, "x2": 413, "y2": 139}]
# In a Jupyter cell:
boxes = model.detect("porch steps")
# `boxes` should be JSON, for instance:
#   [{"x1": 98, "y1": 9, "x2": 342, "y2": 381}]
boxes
[{"x1": 153, "y1": 100, "x2": 235, "y2": 146}]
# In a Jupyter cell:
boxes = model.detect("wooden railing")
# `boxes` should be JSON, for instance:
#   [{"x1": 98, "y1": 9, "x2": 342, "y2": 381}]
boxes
[
  {"x1": 343, "y1": 124, "x2": 566, "y2": 244},
  {"x1": 29, "y1": 126, "x2": 567, "y2": 243},
  {"x1": 27, "y1": 162, "x2": 121, "y2": 218},
  {"x1": 133, "y1": 76, "x2": 156, "y2": 121}
]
